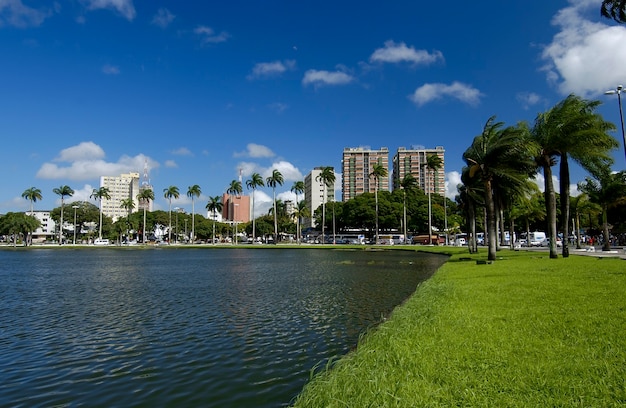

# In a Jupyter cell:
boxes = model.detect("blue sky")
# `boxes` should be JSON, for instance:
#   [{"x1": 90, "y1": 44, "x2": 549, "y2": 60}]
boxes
[{"x1": 2, "y1": 0, "x2": 626, "y2": 216}]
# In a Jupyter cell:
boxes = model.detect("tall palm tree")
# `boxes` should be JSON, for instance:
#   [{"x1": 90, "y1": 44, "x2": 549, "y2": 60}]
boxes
[
  {"x1": 22, "y1": 187, "x2": 43, "y2": 245},
  {"x1": 602, "y1": 0, "x2": 626, "y2": 23},
  {"x1": 120, "y1": 197, "x2": 135, "y2": 241},
  {"x1": 53, "y1": 185, "x2": 74, "y2": 245},
  {"x1": 22, "y1": 187, "x2": 43, "y2": 214},
  {"x1": 425, "y1": 154, "x2": 443, "y2": 244},
  {"x1": 266, "y1": 169, "x2": 284, "y2": 242},
  {"x1": 137, "y1": 188, "x2": 154, "y2": 244},
  {"x1": 293, "y1": 200, "x2": 310, "y2": 245},
  {"x1": 578, "y1": 168, "x2": 626, "y2": 251},
  {"x1": 227, "y1": 180, "x2": 243, "y2": 244},
  {"x1": 315, "y1": 167, "x2": 335, "y2": 243},
  {"x1": 399, "y1": 174, "x2": 417, "y2": 241},
  {"x1": 206, "y1": 195, "x2": 223, "y2": 245},
  {"x1": 463, "y1": 116, "x2": 537, "y2": 261},
  {"x1": 291, "y1": 181, "x2": 305, "y2": 243},
  {"x1": 246, "y1": 172, "x2": 265, "y2": 242},
  {"x1": 90, "y1": 186, "x2": 111, "y2": 239},
  {"x1": 163, "y1": 186, "x2": 180, "y2": 243},
  {"x1": 369, "y1": 163, "x2": 388, "y2": 244},
  {"x1": 187, "y1": 184, "x2": 202, "y2": 243}
]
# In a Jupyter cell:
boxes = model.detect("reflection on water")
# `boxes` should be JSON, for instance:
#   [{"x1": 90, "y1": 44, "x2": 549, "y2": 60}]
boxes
[{"x1": 0, "y1": 248, "x2": 446, "y2": 407}]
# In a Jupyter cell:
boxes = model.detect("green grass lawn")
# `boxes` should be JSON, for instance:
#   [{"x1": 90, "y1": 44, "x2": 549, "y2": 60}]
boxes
[{"x1": 291, "y1": 249, "x2": 626, "y2": 407}]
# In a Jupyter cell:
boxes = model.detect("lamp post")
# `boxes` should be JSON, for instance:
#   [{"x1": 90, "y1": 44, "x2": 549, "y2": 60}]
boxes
[
  {"x1": 234, "y1": 203, "x2": 239, "y2": 245},
  {"x1": 174, "y1": 207, "x2": 179, "y2": 244},
  {"x1": 72, "y1": 205, "x2": 79, "y2": 245},
  {"x1": 604, "y1": 84, "x2": 626, "y2": 161}
]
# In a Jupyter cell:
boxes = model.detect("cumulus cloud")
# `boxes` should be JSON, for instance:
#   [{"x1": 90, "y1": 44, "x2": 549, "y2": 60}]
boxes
[
  {"x1": 263, "y1": 160, "x2": 303, "y2": 182},
  {"x1": 247, "y1": 60, "x2": 295, "y2": 80},
  {"x1": 542, "y1": 0, "x2": 626, "y2": 96},
  {"x1": 0, "y1": 0, "x2": 51, "y2": 27},
  {"x1": 36, "y1": 142, "x2": 158, "y2": 181},
  {"x1": 516, "y1": 92, "x2": 544, "y2": 110},
  {"x1": 102, "y1": 64, "x2": 120, "y2": 75},
  {"x1": 409, "y1": 81, "x2": 483, "y2": 107},
  {"x1": 151, "y1": 7, "x2": 174, "y2": 28},
  {"x1": 194, "y1": 25, "x2": 229, "y2": 44},
  {"x1": 369, "y1": 40, "x2": 444, "y2": 66},
  {"x1": 446, "y1": 171, "x2": 462, "y2": 199},
  {"x1": 302, "y1": 69, "x2": 355, "y2": 87},
  {"x1": 82, "y1": 0, "x2": 136, "y2": 21},
  {"x1": 164, "y1": 160, "x2": 177, "y2": 168},
  {"x1": 171, "y1": 147, "x2": 192, "y2": 156},
  {"x1": 234, "y1": 143, "x2": 275, "y2": 159}
]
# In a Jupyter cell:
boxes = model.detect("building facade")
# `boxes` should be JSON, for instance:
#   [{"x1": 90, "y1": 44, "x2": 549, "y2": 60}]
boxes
[
  {"x1": 221, "y1": 194, "x2": 251, "y2": 224},
  {"x1": 100, "y1": 172, "x2": 141, "y2": 222},
  {"x1": 304, "y1": 167, "x2": 336, "y2": 228},
  {"x1": 26, "y1": 210, "x2": 56, "y2": 242},
  {"x1": 391, "y1": 146, "x2": 445, "y2": 196},
  {"x1": 341, "y1": 147, "x2": 389, "y2": 202}
]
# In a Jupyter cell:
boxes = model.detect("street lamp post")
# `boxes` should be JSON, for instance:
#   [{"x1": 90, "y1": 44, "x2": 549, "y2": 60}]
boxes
[
  {"x1": 174, "y1": 207, "x2": 179, "y2": 244},
  {"x1": 604, "y1": 84, "x2": 626, "y2": 161},
  {"x1": 234, "y1": 203, "x2": 239, "y2": 245},
  {"x1": 72, "y1": 205, "x2": 79, "y2": 245}
]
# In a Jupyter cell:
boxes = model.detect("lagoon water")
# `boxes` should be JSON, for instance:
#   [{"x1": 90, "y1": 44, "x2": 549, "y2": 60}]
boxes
[{"x1": 0, "y1": 247, "x2": 445, "y2": 407}]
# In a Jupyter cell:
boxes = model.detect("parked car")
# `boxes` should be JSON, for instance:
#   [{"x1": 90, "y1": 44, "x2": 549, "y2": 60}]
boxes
[{"x1": 540, "y1": 237, "x2": 562, "y2": 247}]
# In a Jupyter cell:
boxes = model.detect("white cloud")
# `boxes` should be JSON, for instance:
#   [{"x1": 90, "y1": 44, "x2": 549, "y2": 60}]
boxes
[
  {"x1": 542, "y1": 0, "x2": 626, "y2": 96},
  {"x1": 82, "y1": 0, "x2": 135, "y2": 21},
  {"x1": 194, "y1": 25, "x2": 229, "y2": 44},
  {"x1": 369, "y1": 40, "x2": 444, "y2": 66},
  {"x1": 446, "y1": 171, "x2": 462, "y2": 199},
  {"x1": 37, "y1": 142, "x2": 158, "y2": 181},
  {"x1": 151, "y1": 7, "x2": 174, "y2": 28},
  {"x1": 0, "y1": 0, "x2": 51, "y2": 27},
  {"x1": 171, "y1": 147, "x2": 192, "y2": 156},
  {"x1": 516, "y1": 92, "x2": 544, "y2": 110},
  {"x1": 263, "y1": 160, "x2": 303, "y2": 182},
  {"x1": 234, "y1": 143, "x2": 275, "y2": 158},
  {"x1": 247, "y1": 60, "x2": 295, "y2": 80},
  {"x1": 409, "y1": 81, "x2": 483, "y2": 107},
  {"x1": 164, "y1": 160, "x2": 177, "y2": 168},
  {"x1": 102, "y1": 64, "x2": 120, "y2": 75},
  {"x1": 302, "y1": 69, "x2": 355, "y2": 87}
]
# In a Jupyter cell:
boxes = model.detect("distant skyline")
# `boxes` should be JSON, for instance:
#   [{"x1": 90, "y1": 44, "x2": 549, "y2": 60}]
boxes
[{"x1": 1, "y1": 0, "x2": 626, "y2": 217}]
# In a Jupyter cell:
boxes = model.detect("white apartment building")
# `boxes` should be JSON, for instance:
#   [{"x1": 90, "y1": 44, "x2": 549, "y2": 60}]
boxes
[
  {"x1": 304, "y1": 167, "x2": 336, "y2": 228},
  {"x1": 26, "y1": 210, "x2": 56, "y2": 242},
  {"x1": 100, "y1": 172, "x2": 141, "y2": 222}
]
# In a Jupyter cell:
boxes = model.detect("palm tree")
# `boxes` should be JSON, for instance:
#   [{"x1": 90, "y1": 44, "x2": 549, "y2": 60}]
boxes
[
  {"x1": 369, "y1": 163, "x2": 388, "y2": 244},
  {"x1": 425, "y1": 154, "x2": 443, "y2": 244},
  {"x1": 602, "y1": 0, "x2": 626, "y2": 23},
  {"x1": 90, "y1": 187, "x2": 111, "y2": 239},
  {"x1": 292, "y1": 200, "x2": 310, "y2": 245},
  {"x1": 463, "y1": 116, "x2": 537, "y2": 261},
  {"x1": 187, "y1": 184, "x2": 202, "y2": 243},
  {"x1": 246, "y1": 172, "x2": 265, "y2": 242},
  {"x1": 227, "y1": 180, "x2": 243, "y2": 244},
  {"x1": 120, "y1": 197, "x2": 135, "y2": 241},
  {"x1": 206, "y1": 195, "x2": 223, "y2": 245},
  {"x1": 163, "y1": 186, "x2": 180, "y2": 243},
  {"x1": 266, "y1": 169, "x2": 284, "y2": 242},
  {"x1": 578, "y1": 168, "x2": 626, "y2": 251},
  {"x1": 315, "y1": 167, "x2": 336, "y2": 243},
  {"x1": 291, "y1": 181, "x2": 305, "y2": 243},
  {"x1": 137, "y1": 188, "x2": 154, "y2": 244},
  {"x1": 399, "y1": 174, "x2": 417, "y2": 241},
  {"x1": 53, "y1": 185, "x2": 74, "y2": 244},
  {"x1": 22, "y1": 187, "x2": 43, "y2": 215}
]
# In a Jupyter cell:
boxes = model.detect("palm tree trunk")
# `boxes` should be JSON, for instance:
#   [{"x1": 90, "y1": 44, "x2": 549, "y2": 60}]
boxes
[
  {"x1": 484, "y1": 179, "x2": 497, "y2": 261},
  {"x1": 602, "y1": 206, "x2": 611, "y2": 251},
  {"x1": 468, "y1": 199, "x2": 477, "y2": 254},
  {"x1": 543, "y1": 163, "x2": 558, "y2": 259},
  {"x1": 559, "y1": 154, "x2": 570, "y2": 257}
]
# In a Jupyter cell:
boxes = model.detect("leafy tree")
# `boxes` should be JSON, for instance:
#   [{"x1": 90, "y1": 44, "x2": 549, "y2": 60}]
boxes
[
  {"x1": 399, "y1": 174, "x2": 417, "y2": 240},
  {"x1": 0, "y1": 212, "x2": 40, "y2": 247},
  {"x1": 246, "y1": 172, "x2": 265, "y2": 241},
  {"x1": 187, "y1": 184, "x2": 202, "y2": 242},
  {"x1": 163, "y1": 186, "x2": 180, "y2": 243},
  {"x1": 52, "y1": 185, "x2": 74, "y2": 244},
  {"x1": 90, "y1": 186, "x2": 111, "y2": 239},
  {"x1": 206, "y1": 195, "x2": 223, "y2": 245},
  {"x1": 120, "y1": 198, "x2": 135, "y2": 239},
  {"x1": 137, "y1": 188, "x2": 154, "y2": 243},
  {"x1": 266, "y1": 169, "x2": 284, "y2": 241}
]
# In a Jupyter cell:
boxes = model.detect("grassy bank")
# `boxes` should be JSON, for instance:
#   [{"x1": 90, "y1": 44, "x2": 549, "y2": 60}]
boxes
[{"x1": 291, "y1": 250, "x2": 626, "y2": 407}]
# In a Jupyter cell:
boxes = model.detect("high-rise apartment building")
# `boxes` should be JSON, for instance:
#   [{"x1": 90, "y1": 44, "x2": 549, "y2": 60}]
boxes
[
  {"x1": 221, "y1": 194, "x2": 251, "y2": 224},
  {"x1": 341, "y1": 147, "x2": 389, "y2": 202},
  {"x1": 304, "y1": 167, "x2": 336, "y2": 228},
  {"x1": 100, "y1": 172, "x2": 141, "y2": 222},
  {"x1": 392, "y1": 146, "x2": 445, "y2": 196}
]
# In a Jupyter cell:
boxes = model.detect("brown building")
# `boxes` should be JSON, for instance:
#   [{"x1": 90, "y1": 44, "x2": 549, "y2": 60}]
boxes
[
  {"x1": 392, "y1": 146, "x2": 445, "y2": 196},
  {"x1": 221, "y1": 193, "x2": 251, "y2": 223},
  {"x1": 341, "y1": 147, "x2": 390, "y2": 202}
]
